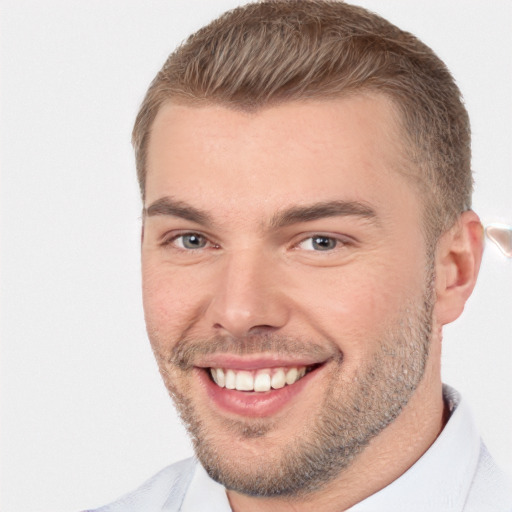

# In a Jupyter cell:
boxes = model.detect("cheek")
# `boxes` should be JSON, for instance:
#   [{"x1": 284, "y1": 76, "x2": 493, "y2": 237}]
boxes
[
  {"x1": 141, "y1": 262, "x2": 208, "y2": 344},
  {"x1": 310, "y1": 263, "x2": 401, "y2": 314},
  {"x1": 294, "y1": 260, "x2": 418, "y2": 351}
]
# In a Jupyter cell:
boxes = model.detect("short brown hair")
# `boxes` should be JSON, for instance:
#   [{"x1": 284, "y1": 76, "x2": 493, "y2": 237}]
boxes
[{"x1": 133, "y1": 0, "x2": 472, "y2": 241}]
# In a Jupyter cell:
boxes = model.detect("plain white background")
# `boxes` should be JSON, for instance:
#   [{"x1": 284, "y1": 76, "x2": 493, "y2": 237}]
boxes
[{"x1": 1, "y1": 1, "x2": 511, "y2": 511}]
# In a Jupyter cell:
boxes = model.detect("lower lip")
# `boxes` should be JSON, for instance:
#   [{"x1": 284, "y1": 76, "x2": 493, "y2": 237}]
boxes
[{"x1": 196, "y1": 365, "x2": 325, "y2": 418}]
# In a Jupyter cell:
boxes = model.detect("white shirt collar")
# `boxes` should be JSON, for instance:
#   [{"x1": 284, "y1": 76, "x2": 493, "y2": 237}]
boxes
[
  {"x1": 180, "y1": 385, "x2": 480, "y2": 512},
  {"x1": 347, "y1": 385, "x2": 480, "y2": 511},
  {"x1": 180, "y1": 462, "x2": 231, "y2": 512}
]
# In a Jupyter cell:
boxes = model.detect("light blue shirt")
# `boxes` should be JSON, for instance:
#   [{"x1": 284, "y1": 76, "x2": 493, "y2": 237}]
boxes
[{"x1": 87, "y1": 386, "x2": 512, "y2": 511}]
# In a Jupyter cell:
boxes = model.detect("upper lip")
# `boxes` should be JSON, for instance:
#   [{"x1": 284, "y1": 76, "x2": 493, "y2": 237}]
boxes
[{"x1": 193, "y1": 354, "x2": 330, "y2": 370}]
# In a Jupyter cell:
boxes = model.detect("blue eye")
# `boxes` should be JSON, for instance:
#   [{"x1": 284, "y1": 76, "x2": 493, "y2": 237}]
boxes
[
  {"x1": 299, "y1": 236, "x2": 339, "y2": 251},
  {"x1": 175, "y1": 233, "x2": 208, "y2": 249}
]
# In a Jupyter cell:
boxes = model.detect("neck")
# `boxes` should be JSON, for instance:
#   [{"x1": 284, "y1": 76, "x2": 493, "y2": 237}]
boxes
[{"x1": 227, "y1": 345, "x2": 446, "y2": 512}]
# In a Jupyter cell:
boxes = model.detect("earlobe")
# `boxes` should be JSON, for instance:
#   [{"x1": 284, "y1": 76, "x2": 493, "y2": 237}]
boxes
[{"x1": 434, "y1": 210, "x2": 484, "y2": 326}]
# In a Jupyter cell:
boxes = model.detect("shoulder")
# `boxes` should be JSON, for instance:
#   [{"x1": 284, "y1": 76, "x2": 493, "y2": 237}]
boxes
[
  {"x1": 83, "y1": 457, "x2": 197, "y2": 512},
  {"x1": 464, "y1": 442, "x2": 512, "y2": 512}
]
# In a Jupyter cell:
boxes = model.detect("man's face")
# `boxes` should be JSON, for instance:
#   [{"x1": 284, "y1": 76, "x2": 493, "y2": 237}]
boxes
[{"x1": 141, "y1": 95, "x2": 436, "y2": 496}]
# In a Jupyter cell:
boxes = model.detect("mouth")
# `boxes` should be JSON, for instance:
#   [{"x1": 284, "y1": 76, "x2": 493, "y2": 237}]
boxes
[
  {"x1": 208, "y1": 364, "x2": 321, "y2": 392},
  {"x1": 194, "y1": 358, "x2": 328, "y2": 417}
]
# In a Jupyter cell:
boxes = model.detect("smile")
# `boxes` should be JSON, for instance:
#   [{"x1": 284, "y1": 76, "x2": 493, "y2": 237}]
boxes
[
  {"x1": 209, "y1": 366, "x2": 316, "y2": 392},
  {"x1": 196, "y1": 360, "x2": 328, "y2": 417}
]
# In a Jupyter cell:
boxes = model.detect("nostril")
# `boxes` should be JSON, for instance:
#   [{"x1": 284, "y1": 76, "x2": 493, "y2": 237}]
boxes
[
  {"x1": 248, "y1": 325, "x2": 280, "y2": 334},
  {"x1": 211, "y1": 323, "x2": 282, "y2": 338}
]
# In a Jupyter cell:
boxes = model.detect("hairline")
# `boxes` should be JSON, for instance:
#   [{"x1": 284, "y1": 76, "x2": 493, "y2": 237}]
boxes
[{"x1": 141, "y1": 88, "x2": 442, "y2": 245}]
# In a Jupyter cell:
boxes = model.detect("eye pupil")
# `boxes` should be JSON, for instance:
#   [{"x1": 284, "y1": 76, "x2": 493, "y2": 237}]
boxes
[
  {"x1": 312, "y1": 236, "x2": 336, "y2": 251},
  {"x1": 183, "y1": 234, "x2": 206, "y2": 249}
]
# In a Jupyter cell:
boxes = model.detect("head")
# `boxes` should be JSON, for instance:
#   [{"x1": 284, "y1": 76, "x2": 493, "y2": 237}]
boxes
[
  {"x1": 137, "y1": 0, "x2": 483, "y2": 504},
  {"x1": 134, "y1": 0, "x2": 473, "y2": 245}
]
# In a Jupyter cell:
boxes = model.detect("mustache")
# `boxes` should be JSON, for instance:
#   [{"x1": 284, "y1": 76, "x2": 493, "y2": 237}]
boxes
[{"x1": 168, "y1": 333, "x2": 338, "y2": 370}]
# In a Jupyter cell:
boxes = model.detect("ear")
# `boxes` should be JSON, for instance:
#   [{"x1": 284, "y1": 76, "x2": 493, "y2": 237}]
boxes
[{"x1": 434, "y1": 210, "x2": 484, "y2": 326}]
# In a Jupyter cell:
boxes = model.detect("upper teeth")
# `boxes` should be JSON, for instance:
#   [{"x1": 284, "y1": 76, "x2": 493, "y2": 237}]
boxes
[{"x1": 210, "y1": 367, "x2": 307, "y2": 392}]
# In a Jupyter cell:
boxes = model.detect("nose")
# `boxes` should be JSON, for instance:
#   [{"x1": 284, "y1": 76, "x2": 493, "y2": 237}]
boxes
[{"x1": 205, "y1": 249, "x2": 290, "y2": 338}]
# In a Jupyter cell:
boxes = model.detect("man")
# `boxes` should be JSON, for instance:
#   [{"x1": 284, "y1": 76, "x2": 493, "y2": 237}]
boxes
[{"x1": 91, "y1": 1, "x2": 512, "y2": 510}]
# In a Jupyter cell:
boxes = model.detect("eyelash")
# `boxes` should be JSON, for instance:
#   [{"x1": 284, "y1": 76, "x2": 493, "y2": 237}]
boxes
[
  {"x1": 161, "y1": 232, "x2": 218, "y2": 250},
  {"x1": 160, "y1": 232, "x2": 352, "y2": 253},
  {"x1": 295, "y1": 234, "x2": 350, "y2": 252}
]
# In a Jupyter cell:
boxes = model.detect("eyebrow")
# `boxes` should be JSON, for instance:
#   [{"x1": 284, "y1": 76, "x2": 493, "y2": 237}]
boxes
[
  {"x1": 144, "y1": 197, "x2": 379, "y2": 229},
  {"x1": 144, "y1": 197, "x2": 213, "y2": 226},
  {"x1": 269, "y1": 200, "x2": 379, "y2": 229}
]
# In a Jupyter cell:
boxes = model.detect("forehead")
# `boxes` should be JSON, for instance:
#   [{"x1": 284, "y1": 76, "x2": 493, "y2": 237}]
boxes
[{"x1": 145, "y1": 95, "x2": 418, "y2": 224}]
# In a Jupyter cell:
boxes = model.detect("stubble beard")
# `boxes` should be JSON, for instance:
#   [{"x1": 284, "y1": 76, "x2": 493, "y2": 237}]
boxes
[{"x1": 152, "y1": 267, "x2": 435, "y2": 499}]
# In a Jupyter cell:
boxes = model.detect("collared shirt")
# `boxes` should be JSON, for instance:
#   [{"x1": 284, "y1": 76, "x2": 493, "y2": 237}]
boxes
[{"x1": 88, "y1": 386, "x2": 512, "y2": 512}]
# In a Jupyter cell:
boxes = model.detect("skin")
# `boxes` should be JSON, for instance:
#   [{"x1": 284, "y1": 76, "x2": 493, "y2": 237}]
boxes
[{"x1": 141, "y1": 94, "x2": 483, "y2": 511}]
